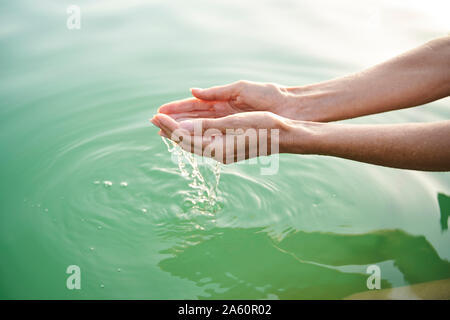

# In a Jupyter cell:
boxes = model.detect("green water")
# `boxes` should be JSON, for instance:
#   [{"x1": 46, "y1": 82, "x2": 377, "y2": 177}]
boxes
[{"x1": 1, "y1": 0, "x2": 450, "y2": 299}]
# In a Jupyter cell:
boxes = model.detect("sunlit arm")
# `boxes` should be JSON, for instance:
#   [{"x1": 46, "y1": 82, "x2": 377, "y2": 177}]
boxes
[
  {"x1": 152, "y1": 113, "x2": 450, "y2": 171},
  {"x1": 285, "y1": 120, "x2": 450, "y2": 171}
]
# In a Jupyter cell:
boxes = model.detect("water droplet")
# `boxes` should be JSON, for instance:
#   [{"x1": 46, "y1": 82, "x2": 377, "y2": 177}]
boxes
[
  {"x1": 93, "y1": 180, "x2": 100, "y2": 185},
  {"x1": 117, "y1": 268, "x2": 121, "y2": 272},
  {"x1": 100, "y1": 284, "x2": 104, "y2": 288},
  {"x1": 141, "y1": 208, "x2": 147, "y2": 213},
  {"x1": 103, "y1": 180, "x2": 113, "y2": 187},
  {"x1": 90, "y1": 247, "x2": 95, "y2": 251},
  {"x1": 120, "y1": 181, "x2": 128, "y2": 187},
  {"x1": 44, "y1": 208, "x2": 48, "y2": 212},
  {"x1": 97, "y1": 226, "x2": 102, "y2": 230}
]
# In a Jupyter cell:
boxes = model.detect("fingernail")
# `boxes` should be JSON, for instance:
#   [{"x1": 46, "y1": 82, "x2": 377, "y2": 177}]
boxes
[
  {"x1": 191, "y1": 88, "x2": 203, "y2": 92},
  {"x1": 150, "y1": 116, "x2": 160, "y2": 127},
  {"x1": 159, "y1": 114, "x2": 175, "y2": 128},
  {"x1": 179, "y1": 120, "x2": 194, "y2": 131}
]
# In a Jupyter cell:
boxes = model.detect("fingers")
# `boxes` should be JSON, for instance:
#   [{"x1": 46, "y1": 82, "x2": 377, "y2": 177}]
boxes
[
  {"x1": 158, "y1": 98, "x2": 234, "y2": 121},
  {"x1": 159, "y1": 81, "x2": 247, "y2": 116},
  {"x1": 177, "y1": 134, "x2": 259, "y2": 164},
  {"x1": 179, "y1": 117, "x2": 233, "y2": 135},
  {"x1": 158, "y1": 97, "x2": 214, "y2": 114},
  {"x1": 178, "y1": 135, "x2": 211, "y2": 157},
  {"x1": 151, "y1": 113, "x2": 180, "y2": 138},
  {"x1": 151, "y1": 113, "x2": 266, "y2": 164},
  {"x1": 169, "y1": 110, "x2": 222, "y2": 121},
  {"x1": 177, "y1": 135, "x2": 234, "y2": 164},
  {"x1": 158, "y1": 98, "x2": 213, "y2": 115},
  {"x1": 152, "y1": 114, "x2": 232, "y2": 161},
  {"x1": 176, "y1": 112, "x2": 261, "y2": 135},
  {"x1": 191, "y1": 81, "x2": 242, "y2": 101}
]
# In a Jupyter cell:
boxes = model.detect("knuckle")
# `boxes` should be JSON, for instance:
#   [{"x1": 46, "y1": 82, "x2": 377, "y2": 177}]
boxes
[
  {"x1": 203, "y1": 119, "x2": 218, "y2": 131},
  {"x1": 235, "y1": 80, "x2": 248, "y2": 87},
  {"x1": 265, "y1": 83, "x2": 278, "y2": 91}
]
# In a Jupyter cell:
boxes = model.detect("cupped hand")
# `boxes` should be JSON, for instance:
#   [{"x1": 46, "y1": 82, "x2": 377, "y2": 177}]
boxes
[
  {"x1": 157, "y1": 81, "x2": 293, "y2": 121},
  {"x1": 150, "y1": 111, "x2": 293, "y2": 164}
]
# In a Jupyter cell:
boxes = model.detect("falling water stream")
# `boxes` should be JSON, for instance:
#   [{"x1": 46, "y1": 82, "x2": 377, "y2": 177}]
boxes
[{"x1": 162, "y1": 137, "x2": 222, "y2": 213}]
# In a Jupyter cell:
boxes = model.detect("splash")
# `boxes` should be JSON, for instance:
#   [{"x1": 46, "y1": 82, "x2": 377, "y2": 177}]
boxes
[{"x1": 162, "y1": 137, "x2": 221, "y2": 212}]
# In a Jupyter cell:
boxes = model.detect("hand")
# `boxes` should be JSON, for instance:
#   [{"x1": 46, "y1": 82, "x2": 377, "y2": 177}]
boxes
[
  {"x1": 158, "y1": 81, "x2": 295, "y2": 121},
  {"x1": 150, "y1": 111, "x2": 304, "y2": 164}
]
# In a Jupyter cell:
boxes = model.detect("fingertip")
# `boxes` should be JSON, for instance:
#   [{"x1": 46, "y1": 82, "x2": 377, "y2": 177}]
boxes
[
  {"x1": 157, "y1": 103, "x2": 170, "y2": 113},
  {"x1": 191, "y1": 88, "x2": 205, "y2": 99},
  {"x1": 150, "y1": 116, "x2": 160, "y2": 127},
  {"x1": 157, "y1": 104, "x2": 168, "y2": 114},
  {"x1": 154, "y1": 113, "x2": 179, "y2": 131},
  {"x1": 158, "y1": 100, "x2": 179, "y2": 114}
]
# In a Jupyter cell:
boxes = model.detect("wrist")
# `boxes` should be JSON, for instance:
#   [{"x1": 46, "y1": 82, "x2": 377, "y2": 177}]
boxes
[
  {"x1": 281, "y1": 81, "x2": 347, "y2": 122},
  {"x1": 279, "y1": 118, "x2": 325, "y2": 155}
]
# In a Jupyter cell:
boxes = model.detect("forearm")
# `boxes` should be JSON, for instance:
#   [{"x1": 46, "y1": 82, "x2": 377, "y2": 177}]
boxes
[
  {"x1": 283, "y1": 120, "x2": 450, "y2": 171},
  {"x1": 284, "y1": 36, "x2": 450, "y2": 122}
]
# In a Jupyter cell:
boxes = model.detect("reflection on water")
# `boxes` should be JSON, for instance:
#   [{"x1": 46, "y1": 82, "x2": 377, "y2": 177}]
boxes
[
  {"x1": 158, "y1": 225, "x2": 450, "y2": 299},
  {"x1": 438, "y1": 193, "x2": 450, "y2": 231}
]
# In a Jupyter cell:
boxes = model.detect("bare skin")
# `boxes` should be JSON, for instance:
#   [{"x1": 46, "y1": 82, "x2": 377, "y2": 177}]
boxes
[{"x1": 152, "y1": 36, "x2": 450, "y2": 171}]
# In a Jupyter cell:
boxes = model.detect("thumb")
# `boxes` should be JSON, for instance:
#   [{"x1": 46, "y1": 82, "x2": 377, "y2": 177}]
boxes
[{"x1": 191, "y1": 82, "x2": 241, "y2": 101}]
